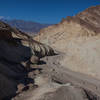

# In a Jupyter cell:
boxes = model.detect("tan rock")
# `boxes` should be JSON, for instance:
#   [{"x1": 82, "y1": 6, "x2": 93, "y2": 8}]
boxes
[
  {"x1": 35, "y1": 5, "x2": 100, "y2": 79},
  {"x1": 17, "y1": 84, "x2": 25, "y2": 93},
  {"x1": 30, "y1": 55, "x2": 39, "y2": 64}
]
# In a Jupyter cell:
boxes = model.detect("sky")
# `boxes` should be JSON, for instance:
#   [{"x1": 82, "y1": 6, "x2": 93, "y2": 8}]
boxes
[{"x1": 0, "y1": 0, "x2": 100, "y2": 24}]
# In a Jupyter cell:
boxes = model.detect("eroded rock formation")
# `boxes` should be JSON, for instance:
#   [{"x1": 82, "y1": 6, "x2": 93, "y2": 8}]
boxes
[
  {"x1": 0, "y1": 21, "x2": 55, "y2": 100},
  {"x1": 1, "y1": 5, "x2": 100, "y2": 100}
]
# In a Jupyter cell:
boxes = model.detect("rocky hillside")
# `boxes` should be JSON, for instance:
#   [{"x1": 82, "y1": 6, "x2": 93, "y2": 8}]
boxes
[
  {"x1": 35, "y1": 5, "x2": 100, "y2": 79},
  {"x1": 37, "y1": 5, "x2": 100, "y2": 43},
  {"x1": 1, "y1": 19, "x2": 50, "y2": 34},
  {"x1": 0, "y1": 17, "x2": 100, "y2": 100},
  {"x1": 0, "y1": 20, "x2": 55, "y2": 100}
]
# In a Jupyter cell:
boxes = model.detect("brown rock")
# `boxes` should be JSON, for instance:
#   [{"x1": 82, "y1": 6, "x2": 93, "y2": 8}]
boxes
[
  {"x1": 17, "y1": 84, "x2": 25, "y2": 93},
  {"x1": 30, "y1": 55, "x2": 39, "y2": 64}
]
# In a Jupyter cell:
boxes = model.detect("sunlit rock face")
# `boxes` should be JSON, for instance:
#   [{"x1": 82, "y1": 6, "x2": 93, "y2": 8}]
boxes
[{"x1": 35, "y1": 5, "x2": 100, "y2": 79}]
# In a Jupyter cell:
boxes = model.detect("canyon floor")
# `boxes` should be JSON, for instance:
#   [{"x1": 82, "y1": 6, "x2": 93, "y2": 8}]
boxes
[{"x1": 12, "y1": 54, "x2": 100, "y2": 100}]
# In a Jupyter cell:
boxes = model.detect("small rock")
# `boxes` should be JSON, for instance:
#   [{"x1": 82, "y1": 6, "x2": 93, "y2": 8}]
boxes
[
  {"x1": 17, "y1": 84, "x2": 25, "y2": 93},
  {"x1": 34, "y1": 70, "x2": 40, "y2": 75},
  {"x1": 30, "y1": 55, "x2": 39, "y2": 64},
  {"x1": 28, "y1": 72, "x2": 35, "y2": 79}
]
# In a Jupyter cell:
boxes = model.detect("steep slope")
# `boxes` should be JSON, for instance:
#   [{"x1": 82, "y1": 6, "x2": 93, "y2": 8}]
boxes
[
  {"x1": 1, "y1": 19, "x2": 51, "y2": 34},
  {"x1": 37, "y1": 5, "x2": 100, "y2": 46},
  {"x1": 0, "y1": 21, "x2": 55, "y2": 100},
  {"x1": 0, "y1": 19, "x2": 100, "y2": 100},
  {"x1": 35, "y1": 5, "x2": 100, "y2": 79}
]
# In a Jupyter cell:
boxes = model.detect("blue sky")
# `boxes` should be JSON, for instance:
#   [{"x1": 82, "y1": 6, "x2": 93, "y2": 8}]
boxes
[{"x1": 0, "y1": 0, "x2": 100, "y2": 24}]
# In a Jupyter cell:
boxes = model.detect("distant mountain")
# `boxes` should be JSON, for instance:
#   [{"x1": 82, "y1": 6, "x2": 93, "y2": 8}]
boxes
[{"x1": 1, "y1": 19, "x2": 51, "y2": 34}]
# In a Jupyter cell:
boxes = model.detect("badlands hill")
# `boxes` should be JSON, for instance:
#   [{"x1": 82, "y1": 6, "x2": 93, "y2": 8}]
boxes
[
  {"x1": 1, "y1": 5, "x2": 100, "y2": 100},
  {"x1": 1, "y1": 18, "x2": 100, "y2": 100},
  {"x1": 35, "y1": 5, "x2": 100, "y2": 79}
]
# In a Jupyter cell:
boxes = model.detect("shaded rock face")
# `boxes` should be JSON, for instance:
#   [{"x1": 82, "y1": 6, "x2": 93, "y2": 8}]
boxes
[
  {"x1": 0, "y1": 21, "x2": 55, "y2": 100},
  {"x1": 35, "y1": 5, "x2": 100, "y2": 79}
]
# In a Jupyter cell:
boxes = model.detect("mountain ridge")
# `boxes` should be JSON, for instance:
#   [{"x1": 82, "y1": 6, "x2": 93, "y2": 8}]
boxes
[
  {"x1": 35, "y1": 5, "x2": 100, "y2": 79},
  {"x1": 0, "y1": 5, "x2": 100, "y2": 100},
  {"x1": 1, "y1": 19, "x2": 51, "y2": 34},
  {"x1": 38, "y1": 5, "x2": 100, "y2": 39}
]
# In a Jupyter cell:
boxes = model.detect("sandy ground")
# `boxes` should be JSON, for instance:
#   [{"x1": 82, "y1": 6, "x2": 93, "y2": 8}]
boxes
[{"x1": 13, "y1": 54, "x2": 100, "y2": 100}]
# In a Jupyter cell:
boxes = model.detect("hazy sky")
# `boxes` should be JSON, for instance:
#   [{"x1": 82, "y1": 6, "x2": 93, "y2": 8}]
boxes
[{"x1": 0, "y1": 0, "x2": 100, "y2": 24}]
